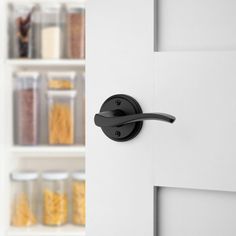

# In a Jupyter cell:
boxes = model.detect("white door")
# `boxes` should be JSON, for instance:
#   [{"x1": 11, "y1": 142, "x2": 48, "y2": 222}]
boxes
[{"x1": 87, "y1": 0, "x2": 236, "y2": 236}]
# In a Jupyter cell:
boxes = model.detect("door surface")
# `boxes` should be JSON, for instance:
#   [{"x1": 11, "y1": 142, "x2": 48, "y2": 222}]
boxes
[{"x1": 87, "y1": 0, "x2": 236, "y2": 236}]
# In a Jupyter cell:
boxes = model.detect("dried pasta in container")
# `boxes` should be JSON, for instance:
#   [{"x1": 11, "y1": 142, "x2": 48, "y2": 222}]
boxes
[
  {"x1": 10, "y1": 171, "x2": 38, "y2": 227},
  {"x1": 42, "y1": 171, "x2": 69, "y2": 226},
  {"x1": 72, "y1": 171, "x2": 86, "y2": 226},
  {"x1": 47, "y1": 91, "x2": 77, "y2": 145},
  {"x1": 47, "y1": 71, "x2": 76, "y2": 90}
]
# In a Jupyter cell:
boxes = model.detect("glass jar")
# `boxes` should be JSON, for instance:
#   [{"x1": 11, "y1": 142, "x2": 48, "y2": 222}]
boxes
[
  {"x1": 47, "y1": 90, "x2": 77, "y2": 145},
  {"x1": 66, "y1": 4, "x2": 85, "y2": 59},
  {"x1": 10, "y1": 171, "x2": 39, "y2": 227},
  {"x1": 10, "y1": 4, "x2": 35, "y2": 59},
  {"x1": 42, "y1": 171, "x2": 69, "y2": 226},
  {"x1": 72, "y1": 171, "x2": 86, "y2": 226},
  {"x1": 15, "y1": 71, "x2": 40, "y2": 145},
  {"x1": 47, "y1": 71, "x2": 76, "y2": 90},
  {"x1": 40, "y1": 4, "x2": 64, "y2": 59}
]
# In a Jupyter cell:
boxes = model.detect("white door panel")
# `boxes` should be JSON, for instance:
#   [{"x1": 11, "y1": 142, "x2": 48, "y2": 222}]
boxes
[
  {"x1": 156, "y1": 187, "x2": 236, "y2": 236},
  {"x1": 87, "y1": 0, "x2": 236, "y2": 235},
  {"x1": 155, "y1": 0, "x2": 236, "y2": 51},
  {"x1": 154, "y1": 52, "x2": 236, "y2": 191}
]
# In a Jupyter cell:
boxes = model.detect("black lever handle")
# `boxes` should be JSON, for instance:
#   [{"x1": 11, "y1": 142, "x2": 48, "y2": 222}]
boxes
[
  {"x1": 95, "y1": 110, "x2": 175, "y2": 127},
  {"x1": 95, "y1": 94, "x2": 176, "y2": 142}
]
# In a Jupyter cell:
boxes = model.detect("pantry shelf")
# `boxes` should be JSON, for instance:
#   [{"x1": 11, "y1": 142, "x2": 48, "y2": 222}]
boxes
[
  {"x1": 10, "y1": 146, "x2": 86, "y2": 158},
  {"x1": 7, "y1": 225, "x2": 86, "y2": 236},
  {"x1": 6, "y1": 59, "x2": 86, "y2": 67}
]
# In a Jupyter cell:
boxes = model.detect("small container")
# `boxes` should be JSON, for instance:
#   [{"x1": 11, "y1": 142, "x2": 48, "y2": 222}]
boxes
[
  {"x1": 47, "y1": 71, "x2": 76, "y2": 90},
  {"x1": 10, "y1": 4, "x2": 35, "y2": 58},
  {"x1": 42, "y1": 171, "x2": 69, "y2": 226},
  {"x1": 15, "y1": 71, "x2": 40, "y2": 145},
  {"x1": 40, "y1": 4, "x2": 64, "y2": 59},
  {"x1": 47, "y1": 90, "x2": 77, "y2": 145},
  {"x1": 72, "y1": 171, "x2": 86, "y2": 226},
  {"x1": 66, "y1": 4, "x2": 85, "y2": 59},
  {"x1": 10, "y1": 171, "x2": 39, "y2": 227}
]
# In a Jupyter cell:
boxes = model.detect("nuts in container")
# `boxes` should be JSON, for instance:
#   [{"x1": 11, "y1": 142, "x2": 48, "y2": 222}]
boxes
[
  {"x1": 47, "y1": 71, "x2": 76, "y2": 90},
  {"x1": 42, "y1": 171, "x2": 69, "y2": 226},
  {"x1": 72, "y1": 171, "x2": 86, "y2": 226},
  {"x1": 10, "y1": 171, "x2": 39, "y2": 227}
]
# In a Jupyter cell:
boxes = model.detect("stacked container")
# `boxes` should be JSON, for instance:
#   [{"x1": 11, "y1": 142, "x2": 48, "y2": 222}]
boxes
[{"x1": 46, "y1": 71, "x2": 77, "y2": 145}]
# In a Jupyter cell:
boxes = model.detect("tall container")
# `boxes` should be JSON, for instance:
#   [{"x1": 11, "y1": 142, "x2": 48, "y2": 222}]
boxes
[
  {"x1": 10, "y1": 171, "x2": 39, "y2": 227},
  {"x1": 40, "y1": 4, "x2": 64, "y2": 59},
  {"x1": 47, "y1": 90, "x2": 77, "y2": 145},
  {"x1": 10, "y1": 4, "x2": 35, "y2": 58},
  {"x1": 66, "y1": 4, "x2": 85, "y2": 59},
  {"x1": 15, "y1": 71, "x2": 40, "y2": 145},
  {"x1": 42, "y1": 171, "x2": 69, "y2": 226}
]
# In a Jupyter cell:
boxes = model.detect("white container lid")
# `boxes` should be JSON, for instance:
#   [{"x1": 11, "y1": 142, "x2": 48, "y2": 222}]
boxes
[
  {"x1": 11, "y1": 171, "x2": 39, "y2": 181},
  {"x1": 42, "y1": 170, "x2": 69, "y2": 180},
  {"x1": 47, "y1": 90, "x2": 77, "y2": 98},
  {"x1": 40, "y1": 3, "x2": 61, "y2": 10},
  {"x1": 47, "y1": 71, "x2": 77, "y2": 80},
  {"x1": 66, "y1": 3, "x2": 86, "y2": 11},
  {"x1": 15, "y1": 71, "x2": 40, "y2": 80},
  {"x1": 72, "y1": 171, "x2": 85, "y2": 181}
]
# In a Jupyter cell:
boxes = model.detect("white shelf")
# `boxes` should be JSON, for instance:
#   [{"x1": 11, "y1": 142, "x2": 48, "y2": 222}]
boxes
[
  {"x1": 6, "y1": 59, "x2": 86, "y2": 67},
  {"x1": 7, "y1": 225, "x2": 86, "y2": 236},
  {"x1": 10, "y1": 146, "x2": 86, "y2": 158}
]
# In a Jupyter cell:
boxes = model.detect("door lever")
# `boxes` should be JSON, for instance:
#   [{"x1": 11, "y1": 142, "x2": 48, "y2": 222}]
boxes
[
  {"x1": 95, "y1": 110, "x2": 175, "y2": 127},
  {"x1": 94, "y1": 94, "x2": 176, "y2": 142}
]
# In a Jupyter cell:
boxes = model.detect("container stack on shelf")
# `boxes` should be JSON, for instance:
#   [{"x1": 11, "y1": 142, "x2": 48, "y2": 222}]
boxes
[{"x1": 4, "y1": 1, "x2": 86, "y2": 236}]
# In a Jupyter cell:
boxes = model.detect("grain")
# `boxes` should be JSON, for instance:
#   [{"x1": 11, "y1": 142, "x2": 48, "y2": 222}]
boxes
[
  {"x1": 67, "y1": 10, "x2": 85, "y2": 59},
  {"x1": 17, "y1": 88, "x2": 39, "y2": 145}
]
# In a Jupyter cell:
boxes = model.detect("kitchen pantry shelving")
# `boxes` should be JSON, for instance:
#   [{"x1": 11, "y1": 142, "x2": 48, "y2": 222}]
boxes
[{"x1": 0, "y1": 0, "x2": 86, "y2": 235}]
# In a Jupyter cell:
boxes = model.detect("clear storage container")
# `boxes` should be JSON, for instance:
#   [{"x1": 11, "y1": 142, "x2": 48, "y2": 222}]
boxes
[
  {"x1": 10, "y1": 171, "x2": 39, "y2": 227},
  {"x1": 72, "y1": 171, "x2": 86, "y2": 226},
  {"x1": 40, "y1": 4, "x2": 64, "y2": 59},
  {"x1": 47, "y1": 90, "x2": 77, "y2": 145},
  {"x1": 42, "y1": 171, "x2": 69, "y2": 226},
  {"x1": 47, "y1": 71, "x2": 76, "y2": 90},
  {"x1": 66, "y1": 4, "x2": 85, "y2": 59},
  {"x1": 15, "y1": 71, "x2": 40, "y2": 145},
  {"x1": 10, "y1": 4, "x2": 35, "y2": 58}
]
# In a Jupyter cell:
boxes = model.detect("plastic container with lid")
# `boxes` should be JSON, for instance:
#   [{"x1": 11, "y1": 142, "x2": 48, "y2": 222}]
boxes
[
  {"x1": 72, "y1": 171, "x2": 86, "y2": 226},
  {"x1": 10, "y1": 171, "x2": 39, "y2": 227},
  {"x1": 40, "y1": 4, "x2": 64, "y2": 59},
  {"x1": 15, "y1": 71, "x2": 40, "y2": 145},
  {"x1": 42, "y1": 171, "x2": 69, "y2": 226},
  {"x1": 47, "y1": 90, "x2": 77, "y2": 145},
  {"x1": 10, "y1": 4, "x2": 35, "y2": 58},
  {"x1": 47, "y1": 71, "x2": 76, "y2": 90},
  {"x1": 66, "y1": 4, "x2": 85, "y2": 59}
]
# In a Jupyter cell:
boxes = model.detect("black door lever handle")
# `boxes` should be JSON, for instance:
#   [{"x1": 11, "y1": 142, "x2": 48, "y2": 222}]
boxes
[
  {"x1": 94, "y1": 94, "x2": 176, "y2": 142},
  {"x1": 95, "y1": 110, "x2": 175, "y2": 127}
]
